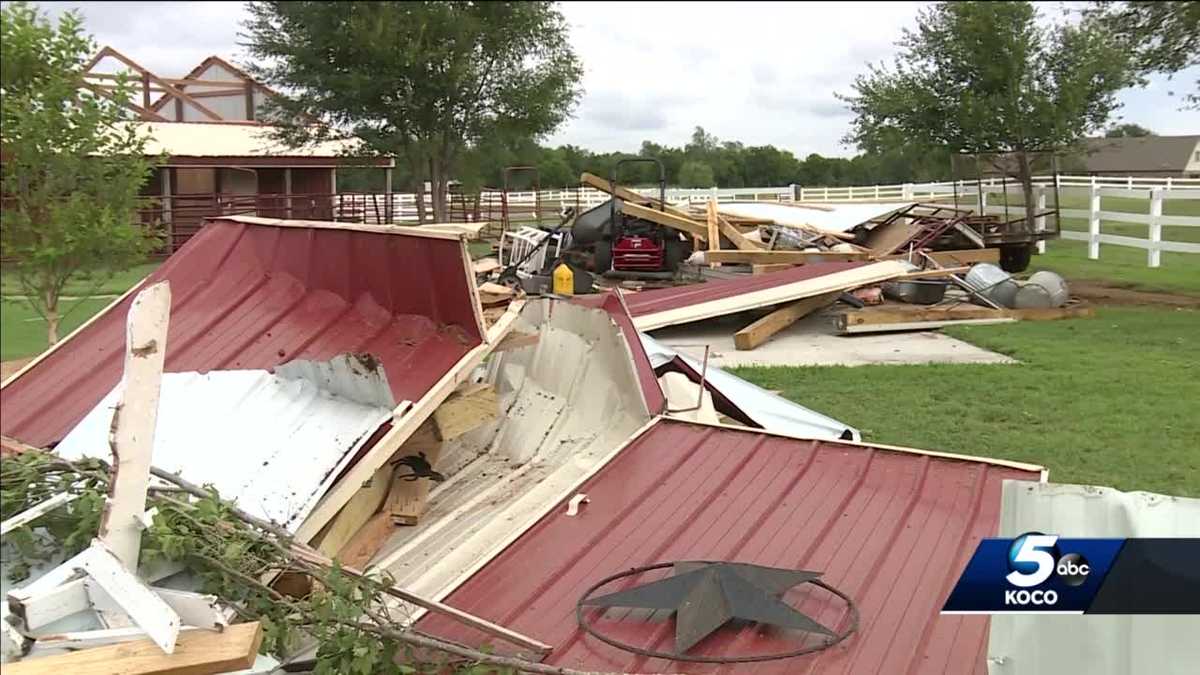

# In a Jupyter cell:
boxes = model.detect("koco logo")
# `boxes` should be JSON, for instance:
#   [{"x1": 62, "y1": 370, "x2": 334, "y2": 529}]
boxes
[{"x1": 1003, "y1": 533, "x2": 1091, "y2": 606}]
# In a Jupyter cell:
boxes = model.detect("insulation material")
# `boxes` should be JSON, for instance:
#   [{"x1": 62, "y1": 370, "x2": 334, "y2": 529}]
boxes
[
  {"x1": 716, "y1": 201, "x2": 911, "y2": 234},
  {"x1": 988, "y1": 480, "x2": 1200, "y2": 675},
  {"x1": 55, "y1": 356, "x2": 394, "y2": 532},
  {"x1": 639, "y1": 333, "x2": 859, "y2": 441}
]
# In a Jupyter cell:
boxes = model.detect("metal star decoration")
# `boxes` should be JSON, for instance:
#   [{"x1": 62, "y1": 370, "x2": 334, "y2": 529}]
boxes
[{"x1": 581, "y1": 561, "x2": 835, "y2": 653}]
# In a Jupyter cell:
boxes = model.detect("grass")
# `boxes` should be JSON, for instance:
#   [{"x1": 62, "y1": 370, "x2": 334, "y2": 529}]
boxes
[
  {"x1": 731, "y1": 306, "x2": 1200, "y2": 497},
  {"x1": 0, "y1": 262, "x2": 160, "y2": 298},
  {"x1": 1033, "y1": 240, "x2": 1200, "y2": 296},
  {"x1": 0, "y1": 297, "x2": 115, "y2": 361}
]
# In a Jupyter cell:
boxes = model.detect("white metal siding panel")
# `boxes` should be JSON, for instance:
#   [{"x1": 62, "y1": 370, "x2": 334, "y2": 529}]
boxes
[
  {"x1": 987, "y1": 480, "x2": 1200, "y2": 675},
  {"x1": 55, "y1": 360, "x2": 394, "y2": 532}
]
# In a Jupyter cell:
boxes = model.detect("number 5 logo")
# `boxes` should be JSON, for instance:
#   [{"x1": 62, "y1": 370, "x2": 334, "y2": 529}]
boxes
[{"x1": 1006, "y1": 534, "x2": 1058, "y2": 588}]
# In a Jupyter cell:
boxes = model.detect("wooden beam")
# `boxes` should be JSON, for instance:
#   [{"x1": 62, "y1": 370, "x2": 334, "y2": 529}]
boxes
[
  {"x1": 705, "y1": 200, "x2": 720, "y2": 254},
  {"x1": 389, "y1": 419, "x2": 444, "y2": 526},
  {"x1": 716, "y1": 214, "x2": 765, "y2": 251},
  {"x1": 81, "y1": 542, "x2": 181, "y2": 654},
  {"x1": 1, "y1": 493, "x2": 78, "y2": 535},
  {"x1": 752, "y1": 263, "x2": 794, "y2": 275},
  {"x1": 80, "y1": 81, "x2": 169, "y2": 121},
  {"x1": 618, "y1": 200, "x2": 708, "y2": 239},
  {"x1": 579, "y1": 172, "x2": 692, "y2": 219},
  {"x1": 433, "y1": 384, "x2": 498, "y2": 441},
  {"x1": 334, "y1": 510, "x2": 395, "y2": 571},
  {"x1": 703, "y1": 250, "x2": 868, "y2": 265},
  {"x1": 883, "y1": 248, "x2": 999, "y2": 266},
  {"x1": 95, "y1": 47, "x2": 225, "y2": 121},
  {"x1": 734, "y1": 293, "x2": 839, "y2": 350},
  {"x1": 6, "y1": 622, "x2": 262, "y2": 675},
  {"x1": 313, "y1": 463, "x2": 395, "y2": 558},
  {"x1": 102, "y1": 282, "x2": 170, "y2": 570},
  {"x1": 837, "y1": 302, "x2": 1095, "y2": 333}
]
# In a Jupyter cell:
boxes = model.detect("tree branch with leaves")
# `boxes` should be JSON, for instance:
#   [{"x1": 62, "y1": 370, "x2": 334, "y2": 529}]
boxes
[
  {"x1": 1, "y1": 2, "x2": 161, "y2": 345},
  {"x1": 241, "y1": 1, "x2": 583, "y2": 223}
]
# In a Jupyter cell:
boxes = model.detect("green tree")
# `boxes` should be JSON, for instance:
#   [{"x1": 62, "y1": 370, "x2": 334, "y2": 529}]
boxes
[
  {"x1": 677, "y1": 161, "x2": 715, "y2": 188},
  {"x1": 842, "y1": 1, "x2": 1133, "y2": 229},
  {"x1": 1092, "y1": 1, "x2": 1200, "y2": 109},
  {"x1": 1105, "y1": 123, "x2": 1155, "y2": 137},
  {"x1": 1, "y1": 3, "x2": 159, "y2": 345},
  {"x1": 243, "y1": 1, "x2": 583, "y2": 223}
]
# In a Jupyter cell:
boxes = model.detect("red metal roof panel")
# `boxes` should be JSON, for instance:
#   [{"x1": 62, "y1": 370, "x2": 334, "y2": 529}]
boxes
[
  {"x1": 620, "y1": 262, "x2": 867, "y2": 318},
  {"x1": 1, "y1": 218, "x2": 482, "y2": 446},
  {"x1": 417, "y1": 419, "x2": 1040, "y2": 674}
]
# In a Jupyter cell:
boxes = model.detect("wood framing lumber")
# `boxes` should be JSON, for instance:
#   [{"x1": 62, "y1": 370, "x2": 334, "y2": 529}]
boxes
[
  {"x1": 81, "y1": 541, "x2": 181, "y2": 654},
  {"x1": 313, "y1": 463, "x2": 395, "y2": 558},
  {"x1": 619, "y1": 201, "x2": 709, "y2": 239},
  {"x1": 883, "y1": 248, "x2": 999, "y2": 265},
  {"x1": 840, "y1": 317, "x2": 1016, "y2": 333},
  {"x1": 102, "y1": 282, "x2": 170, "y2": 570},
  {"x1": 432, "y1": 384, "x2": 498, "y2": 442},
  {"x1": 706, "y1": 200, "x2": 720, "y2": 253},
  {"x1": 334, "y1": 511, "x2": 395, "y2": 571},
  {"x1": 702, "y1": 250, "x2": 868, "y2": 265},
  {"x1": 752, "y1": 263, "x2": 795, "y2": 275},
  {"x1": 837, "y1": 302, "x2": 1095, "y2": 334},
  {"x1": 390, "y1": 419, "x2": 444, "y2": 525},
  {"x1": 294, "y1": 300, "x2": 524, "y2": 543},
  {"x1": 632, "y1": 260, "x2": 911, "y2": 331},
  {"x1": 6, "y1": 622, "x2": 262, "y2": 675},
  {"x1": 734, "y1": 292, "x2": 839, "y2": 350},
  {"x1": 1, "y1": 493, "x2": 78, "y2": 535},
  {"x1": 716, "y1": 214, "x2": 765, "y2": 251},
  {"x1": 580, "y1": 172, "x2": 692, "y2": 219}
]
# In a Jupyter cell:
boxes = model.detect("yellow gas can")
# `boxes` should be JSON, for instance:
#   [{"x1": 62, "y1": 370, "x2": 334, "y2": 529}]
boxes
[{"x1": 553, "y1": 263, "x2": 574, "y2": 295}]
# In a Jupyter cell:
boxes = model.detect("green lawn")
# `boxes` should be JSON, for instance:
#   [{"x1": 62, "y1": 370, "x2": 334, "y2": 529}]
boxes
[
  {"x1": 0, "y1": 262, "x2": 160, "y2": 298},
  {"x1": 0, "y1": 297, "x2": 115, "y2": 361},
  {"x1": 732, "y1": 306, "x2": 1200, "y2": 497},
  {"x1": 1033, "y1": 240, "x2": 1200, "y2": 296}
]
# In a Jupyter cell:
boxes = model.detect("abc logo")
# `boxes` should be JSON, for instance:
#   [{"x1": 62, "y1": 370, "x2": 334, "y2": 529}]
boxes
[{"x1": 1004, "y1": 534, "x2": 1090, "y2": 605}]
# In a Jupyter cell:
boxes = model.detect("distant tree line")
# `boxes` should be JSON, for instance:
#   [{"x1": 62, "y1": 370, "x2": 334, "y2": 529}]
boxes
[{"x1": 341, "y1": 126, "x2": 955, "y2": 193}]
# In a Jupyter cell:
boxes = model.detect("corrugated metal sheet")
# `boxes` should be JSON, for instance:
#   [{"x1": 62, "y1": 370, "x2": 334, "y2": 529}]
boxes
[
  {"x1": 54, "y1": 357, "x2": 394, "y2": 531},
  {"x1": 987, "y1": 480, "x2": 1200, "y2": 675},
  {"x1": 1, "y1": 217, "x2": 482, "y2": 446},
  {"x1": 717, "y1": 202, "x2": 912, "y2": 233},
  {"x1": 416, "y1": 419, "x2": 1042, "y2": 674},
  {"x1": 620, "y1": 262, "x2": 866, "y2": 320},
  {"x1": 569, "y1": 293, "x2": 666, "y2": 415},
  {"x1": 639, "y1": 333, "x2": 859, "y2": 441}
]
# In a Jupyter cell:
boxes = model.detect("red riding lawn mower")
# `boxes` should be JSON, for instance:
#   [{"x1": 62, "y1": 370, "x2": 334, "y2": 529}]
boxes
[{"x1": 570, "y1": 157, "x2": 693, "y2": 279}]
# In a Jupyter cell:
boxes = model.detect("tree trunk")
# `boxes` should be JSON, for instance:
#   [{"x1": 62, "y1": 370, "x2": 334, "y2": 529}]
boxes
[
  {"x1": 44, "y1": 291, "x2": 60, "y2": 345},
  {"x1": 429, "y1": 156, "x2": 449, "y2": 223},
  {"x1": 1016, "y1": 150, "x2": 1036, "y2": 234}
]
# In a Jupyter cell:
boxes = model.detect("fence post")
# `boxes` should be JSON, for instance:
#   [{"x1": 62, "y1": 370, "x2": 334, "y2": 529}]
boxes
[
  {"x1": 1034, "y1": 187, "x2": 1046, "y2": 254},
  {"x1": 1088, "y1": 183, "x2": 1101, "y2": 260},
  {"x1": 1148, "y1": 188, "x2": 1163, "y2": 268},
  {"x1": 1166, "y1": 176, "x2": 1173, "y2": 190},
  {"x1": 822, "y1": 186, "x2": 829, "y2": 201},
  {"x1": 873, "y1": 185, "x2": 880, "y2": 199},
  {"x1": 902, "y1": 183, "x2": 913, "y2": 201},
  {"x1": 789, "y1": 183, "x2": 799, "y2": 201}
]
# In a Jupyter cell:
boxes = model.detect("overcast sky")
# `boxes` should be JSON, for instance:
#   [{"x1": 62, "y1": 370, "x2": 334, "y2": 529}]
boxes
[{"x1": 30, "y1": 0, "x2": 1200, "y2": 157}]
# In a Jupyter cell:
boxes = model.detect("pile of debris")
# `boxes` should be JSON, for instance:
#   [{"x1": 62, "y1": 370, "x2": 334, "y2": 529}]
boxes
[{"x1": 0, "y1": 212, "x2": 1118, "y2": 675}]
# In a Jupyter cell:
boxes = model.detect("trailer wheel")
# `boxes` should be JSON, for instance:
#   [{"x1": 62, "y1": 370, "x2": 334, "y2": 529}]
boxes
[{"x1": 999, "y1": 244, "x2": 1033, "y2": 273}]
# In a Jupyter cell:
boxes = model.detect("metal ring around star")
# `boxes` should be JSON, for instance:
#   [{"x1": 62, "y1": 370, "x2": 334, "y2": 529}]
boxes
[{"x1": 575, "y1": 561, "x2": 860, "y2": 663}]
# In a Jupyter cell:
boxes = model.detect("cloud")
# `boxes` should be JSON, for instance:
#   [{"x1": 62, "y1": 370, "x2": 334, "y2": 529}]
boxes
[{"x1": 19, "y1": 0, "x2": 1196, "y2": 157}]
